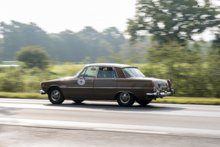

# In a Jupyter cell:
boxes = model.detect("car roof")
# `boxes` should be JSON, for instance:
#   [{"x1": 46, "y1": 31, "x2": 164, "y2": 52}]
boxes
[{"x1": 85, "y1": 63, "x2": 136, "y2": 68}]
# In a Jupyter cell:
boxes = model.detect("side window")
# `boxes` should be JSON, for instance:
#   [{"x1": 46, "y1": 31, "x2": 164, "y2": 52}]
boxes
[
  {"x1": 79, "y1": 68, "x2": 87, "y2": 77},
  {"x1": 83, "y1": 66, "x2": 98, "y2": 78},
  {"x1": 97, "y1": 67, "x2": 118, "y2": 78}
]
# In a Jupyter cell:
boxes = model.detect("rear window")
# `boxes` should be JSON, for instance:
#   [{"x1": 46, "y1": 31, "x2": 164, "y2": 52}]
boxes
[{"x1": 122, "y1": 68, "x2": 145, "y2": 78}]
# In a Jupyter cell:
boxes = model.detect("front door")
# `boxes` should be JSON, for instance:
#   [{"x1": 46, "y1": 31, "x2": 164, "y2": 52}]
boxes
[{"x1": 68, "y1": 66, "x2": 98, "y2": 99}]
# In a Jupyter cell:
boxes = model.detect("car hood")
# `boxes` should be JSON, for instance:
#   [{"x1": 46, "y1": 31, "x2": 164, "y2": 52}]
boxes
[{"x1": 45, "y1": 76, "x2": 74, "y2": 83}]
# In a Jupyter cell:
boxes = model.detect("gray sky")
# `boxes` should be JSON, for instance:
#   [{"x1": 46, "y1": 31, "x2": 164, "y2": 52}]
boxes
[
  {"x1": 0, "y1": 0, "x2": 136, "y2": 33},
  {"x1": 0, "y1": 0, "x2": 220, "y2": 41}
]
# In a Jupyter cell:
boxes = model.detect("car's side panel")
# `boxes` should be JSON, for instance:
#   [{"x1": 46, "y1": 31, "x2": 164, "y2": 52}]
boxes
[
  {"x1": 67, "y1": 77, "x2": 94, "y2": 99},
  {"x1": 93, "y1": 78, "x2": 117, "y2": 99},
  {"x1": 116, "y1": 78, "x2": 153, "y2": 99}
]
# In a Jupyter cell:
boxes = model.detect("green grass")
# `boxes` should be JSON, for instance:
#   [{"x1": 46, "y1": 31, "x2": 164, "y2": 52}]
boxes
[
  {"x1": 152, "y1": 97, "x2": 220, "y2": 105},
  {"x1": 1, "y1": 92, "x2": 220, "y2": 105},
  {"x1": 0, "y1": 92, "x2": 47, "y2": 99}
]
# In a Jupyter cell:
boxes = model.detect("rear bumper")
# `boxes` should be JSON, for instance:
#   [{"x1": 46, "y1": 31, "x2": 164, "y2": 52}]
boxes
[
  {"x1": 146, "y1": 89, "x2": 175, "y2": 97},
  {"x1": 40, "y1": 89, "x2": 46, "y2": 94}
]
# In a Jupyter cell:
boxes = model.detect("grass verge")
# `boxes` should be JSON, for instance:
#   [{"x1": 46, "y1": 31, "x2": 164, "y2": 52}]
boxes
[
  {"x1": 152, "y1": 97, "x2": 220, "y2": 105},
  {"x1": 0, "y1": 92, "x2": 47, "y2": 99},
  {"x1": 0, "y1": 92, "x2": 220, "y2": 105}
]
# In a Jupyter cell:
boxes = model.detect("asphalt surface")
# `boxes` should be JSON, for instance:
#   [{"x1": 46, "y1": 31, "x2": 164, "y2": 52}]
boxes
[{"x1": 0, "y1": 98, "x2": 220, "y2": 147}]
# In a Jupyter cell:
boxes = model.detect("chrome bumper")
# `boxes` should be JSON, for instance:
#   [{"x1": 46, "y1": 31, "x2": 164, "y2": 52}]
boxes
[
  {"x1": 146, "y1": 89, "x2": 174, "y2": 97},
  {"x1": 40, "y1": 89, "x2": 46, "y2": 94}
]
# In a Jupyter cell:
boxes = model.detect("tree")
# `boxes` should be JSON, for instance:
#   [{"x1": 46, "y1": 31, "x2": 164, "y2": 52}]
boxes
[
  {"x1": 102, "y1": 27, "x2": 126, "y2": 53},
  {"x1": 212, "y1": 26, "x2": 220, "y2": 54},
  {"x1": 0, "y1": 21, "x2": 50, "y2": 60},
  {"x1": 127, "y1": 0, "x2": 220, "y2": 44},
  {"x1": 0, "y1": 38, "x2": 4, "y2": 62},
  {"x1": 15, "y1": 46, "x2": 49, "y2": 69}
]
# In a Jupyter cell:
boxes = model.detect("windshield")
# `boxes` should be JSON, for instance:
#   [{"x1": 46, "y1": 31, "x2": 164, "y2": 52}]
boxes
[{"x1": 122, "y1": 68, "x2": 145, "y2": 78}]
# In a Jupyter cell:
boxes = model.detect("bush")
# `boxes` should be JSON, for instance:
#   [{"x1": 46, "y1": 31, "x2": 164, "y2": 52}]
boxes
[
  {"x1": 0, "y1": 68, "x2": 24, "y2": 92},
  {"x1": 142, "y1": 41, "x2": 220, "y2": 98},
  {"x1": 15, "y1": 46, "x2": 49, "y2": 69}
]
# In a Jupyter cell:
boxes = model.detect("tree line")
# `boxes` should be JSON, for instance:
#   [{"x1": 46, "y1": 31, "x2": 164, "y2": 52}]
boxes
[{"x1": 0, "y1": 21, "x2": 149, "y2": 63}]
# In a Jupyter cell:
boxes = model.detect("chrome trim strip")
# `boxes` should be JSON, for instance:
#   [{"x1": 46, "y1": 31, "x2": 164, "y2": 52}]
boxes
[
  {"x1": 68, "y1": 87, "x2": 93, "y2": 89},
  {"x1": 94, "y1": 87, "x2": 116, "y2": 89},
  {"x1": 60, "y1": 85, "x2": 67, "y2": 88},
  {"x1": 68, "y1": 87, "x2": 152, "y2": 89},
  {"x1": 117, "y1": 87, "x2": 152, "y2": 89}
]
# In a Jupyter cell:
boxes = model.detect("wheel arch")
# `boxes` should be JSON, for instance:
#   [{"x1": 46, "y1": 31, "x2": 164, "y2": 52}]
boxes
[
  {"x1": 114, "y1": 91, "x2": 137, "y2": 100},
  {"x1": 47, "y1": 86, "x2": 65, "y2": 98}
]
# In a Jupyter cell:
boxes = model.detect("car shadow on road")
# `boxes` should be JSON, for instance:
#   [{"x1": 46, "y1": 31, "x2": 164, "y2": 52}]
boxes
[{"x1": 44, "y1": 101, "x2": 185, "y2": 112}]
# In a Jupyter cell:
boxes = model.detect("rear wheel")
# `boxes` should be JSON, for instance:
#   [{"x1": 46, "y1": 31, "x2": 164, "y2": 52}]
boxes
[
  {"x1": 136, "y1": 99, "x2": 152, "y2": 106},
  {"x1": 117, "y1": 92, "x2": 135, "y2": 107},
  {"x1": 73, "y1": 100, "x2": 84, "y2": 104},
  {"x1": 48, "y1": 87, "x2": 65, "y2": 104}
]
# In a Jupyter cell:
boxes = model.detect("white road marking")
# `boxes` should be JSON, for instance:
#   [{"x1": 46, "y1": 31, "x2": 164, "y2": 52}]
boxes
[
  {"x1": 0, "y1": 100, "x2": 49, "y2": 104},
  {"x1": 0, "y1": 102, "x2": 220, "y2": 118},
  {"x1": 1, "y1": 118, "x2": 220, "y2": 137},
  {"x1": 0, "y1": 118, "x2": 168, "y2": 135},
  {"x1": 1, "y1": 98, "x2": 220, "y2": 109}
]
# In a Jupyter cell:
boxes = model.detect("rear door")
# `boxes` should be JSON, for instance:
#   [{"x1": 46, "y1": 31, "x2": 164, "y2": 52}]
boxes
[{"x1": 93, "y1": 67, "x2": 117, "y2": 99}]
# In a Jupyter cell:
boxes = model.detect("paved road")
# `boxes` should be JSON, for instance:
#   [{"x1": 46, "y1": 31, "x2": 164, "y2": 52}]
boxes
[{"x1": 0, "y1": 98, "x2": 220, "y2": 147}]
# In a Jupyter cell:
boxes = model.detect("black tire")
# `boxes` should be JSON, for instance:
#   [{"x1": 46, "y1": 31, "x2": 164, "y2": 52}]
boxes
[
  {"x1": 48, "y1": 87, "x2": 65, "y2": 104},
  {"x1": 73, "y1": 100, "x2": 84, "y2": 104},
  {"x1": 136, "y1": 99, "x2": 152, "y2": 106},
  {"x1": 117, "y1": 92, "x2": 135, "y2": 107}
]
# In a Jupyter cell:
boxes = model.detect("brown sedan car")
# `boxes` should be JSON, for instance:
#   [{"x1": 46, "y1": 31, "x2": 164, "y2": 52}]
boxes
[{"x1": 40, "y1": 63, "x2": 174, "y2": 106}]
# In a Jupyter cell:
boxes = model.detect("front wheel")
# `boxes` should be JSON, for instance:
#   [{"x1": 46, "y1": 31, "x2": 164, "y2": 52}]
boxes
[
  {"x1": 136, "y1": 99, "x2": 152, "y2": 106},
  {"x1": 117, "y1": 92, "x2": 135, "y2": 107},
  {"x1": 48, "y1": 87, "x2": 65, "y2": 104}
]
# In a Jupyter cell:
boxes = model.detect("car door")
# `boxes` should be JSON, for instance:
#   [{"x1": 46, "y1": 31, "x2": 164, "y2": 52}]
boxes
[
  {"x1": 93, "y1": 67, "x2": 117, "y2": 99},
  {"x1": 68, "y1": 66, "x2": 98, "y2": 99}
]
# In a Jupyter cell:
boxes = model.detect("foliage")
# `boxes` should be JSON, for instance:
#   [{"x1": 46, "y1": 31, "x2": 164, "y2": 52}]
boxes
[
  {"x1": 0, "y1": 61, "x2": 220, "y2": 97},
  {"x1": 110, "y1": 38, "x2": 151, "y2": 63},
  {"x1": 95, "y1": 56, "x2": 108, "y2": 63},
  {"x1": 0, "y1": 68, "x2": 24, "y2": 92},
  {"x1": 0, "y1": 21, "x2": 49, "y2": 60},
  {"x1": 15, "y1": 46, "x2": 49, "y2": 69},
  {"x1": 0, "y1": 21, "x2": 148, "y2": 63},
  {"x1": 141, "y1": 41, "x2": 220, "y2": 98},
  {"x1": 127, "y1": 0, "x2": 220, "y2": 44}
]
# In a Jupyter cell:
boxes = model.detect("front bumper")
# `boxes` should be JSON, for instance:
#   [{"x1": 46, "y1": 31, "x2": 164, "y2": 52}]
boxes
[
  {"x1": 146, "y1": 89, "x2": 175, "y2": 97},
  {"x1": 40, "y1": 89, "x2": 46, "y2": 94}
]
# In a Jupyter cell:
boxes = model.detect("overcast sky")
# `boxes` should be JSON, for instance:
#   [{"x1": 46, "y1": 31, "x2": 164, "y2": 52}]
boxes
[
  {"x1": 0, "y1": 0, "x2": 136, "y2": 33},
  {"x1": 0, "y1": 0, "x2": 220, "y2": 41}
]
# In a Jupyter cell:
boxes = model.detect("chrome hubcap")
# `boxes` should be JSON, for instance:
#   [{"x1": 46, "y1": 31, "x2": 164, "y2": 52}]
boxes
[
  {"x1": 119, "y1": 92, "x2": 130, "y2": 104},
  {"x1": 51, "y1": 90, "x2": 60, "y2": 101}
]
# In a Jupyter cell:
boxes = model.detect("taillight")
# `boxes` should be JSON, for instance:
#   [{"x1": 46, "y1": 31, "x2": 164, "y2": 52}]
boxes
[
  {"x1": 169, "y1": 80, "x2": 172, "y2": 86},
  {"x1": 152, "y1": 81, "x2": 155, "y2": 87}
]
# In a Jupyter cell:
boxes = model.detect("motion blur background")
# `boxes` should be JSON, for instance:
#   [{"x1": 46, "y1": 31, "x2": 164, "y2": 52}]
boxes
[{"x1": 0, "y1": 0, "x2": 220, "y2": 98}]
